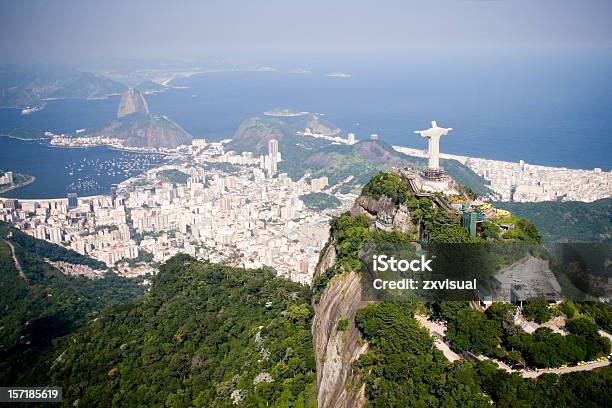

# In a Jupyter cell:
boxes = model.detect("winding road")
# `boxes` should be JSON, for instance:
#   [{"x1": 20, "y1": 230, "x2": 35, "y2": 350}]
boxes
[{"x1": 415, "y1": 314, "x2": 610, "y2": 378}]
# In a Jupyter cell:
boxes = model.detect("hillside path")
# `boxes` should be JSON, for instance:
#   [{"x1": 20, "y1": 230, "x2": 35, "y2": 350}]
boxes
[
  {"x1": 3, "y1": 239, "x2": 25, "y2": 280},
  {"x1": 416, "y1": 314, "x2": 610, "y2": 378}
]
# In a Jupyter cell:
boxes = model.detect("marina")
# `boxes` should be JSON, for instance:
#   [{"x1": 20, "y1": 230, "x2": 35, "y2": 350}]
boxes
[{"x1": 0, "y1": 137, "x2": 166, "y2": 199}]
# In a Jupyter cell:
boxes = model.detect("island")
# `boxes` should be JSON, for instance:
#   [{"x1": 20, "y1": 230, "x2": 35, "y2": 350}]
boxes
[
  {"x1": 263, "y1": 108, "x2": 309, "y2": 117},
  {"x1": 325, "y1": 72, "x2": 352, "y2": 78}
]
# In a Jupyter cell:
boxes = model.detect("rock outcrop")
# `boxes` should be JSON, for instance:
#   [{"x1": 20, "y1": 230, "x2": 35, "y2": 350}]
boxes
[
  {"x1": 101, "y1": 88, "x2": 192, "y2": 148},
  {"x1": 393, "y1": 204, "x2": 414, "y2": 233},
  {"x1": 117, "y1": 88, "x2": 150, "y2": 118},
  {"x1": 312, "y1": 243, "x2": 368, "y2": 408},
  {"x1": 102, "y1": 113, "x2": 192, "y2": 149},
  {"x1": 352, "y1": 195, "x2": 396, "y2": 217}
]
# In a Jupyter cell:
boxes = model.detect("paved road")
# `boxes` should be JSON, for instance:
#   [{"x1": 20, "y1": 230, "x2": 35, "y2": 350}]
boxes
[
  {"x1": 415, "y1": 315, "x2": 461, "y2": 362},
  {"x1": 520, "y1": 360, "x2": 610, "y2": 378},
  {"x1": 3, "y1": 239, "x2": 25, "y2": 280}
]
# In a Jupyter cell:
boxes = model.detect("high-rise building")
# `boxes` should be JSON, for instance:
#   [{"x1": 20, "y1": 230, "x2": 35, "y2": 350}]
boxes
[
  {"x1": 48, "y1": 227, "x2": 63, "y2": 244},
  {"x1": 311, "y1": 176, "x2": 329, "y2": 192},
  {"x1": 370, "y1": 133, "x2": 379, "y2": 140},
  {"x1": 0, "y1": 171, "x2": 13, "y2": 185},
  {"x1": 3, "y1": 199, "x2": 18, "y2": 210},
  {"x1": 34, "y1": 225, "x2": 46, "y2": 240},
  {"x1": 67, "y1": 192, "x2": 78, "y2": 209},
  {"x1": 267, "y1": 139, "x2": 279, "y2": 175},
  {"x1": 270, "y1": 157, "x2": 277, "y2": 174},
  {"x1": 110, "y1": 184, "x2": 118, "y2": 204},
  {"x1": 268, "y1": 139, "x2": 278, "y2": 159},
  {"x1": 220, "y1": 197, "x2": 231, "y2": 212},
  {"x1": 347, "y1": 133, "x2": 356, "y2": 144}
]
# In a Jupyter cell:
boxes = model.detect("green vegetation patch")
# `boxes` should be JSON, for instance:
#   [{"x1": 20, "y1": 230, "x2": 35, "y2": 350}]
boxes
[
  {"x1": 434, "y1": 301, "x2": 610, "y2": 369},
  {"x1": 300, "y1": 192, "x2": 341, "y2": 211},
  {"x1": 158, "y1": 168, "x2": 189, "y2": 185},
  {"x1": 48, "y1": 255, "x2": 317, "y2": 407},
  {"x1": 1, "y1": 221, "x2": 105, "y2": 269},
  {"x1": 361, "y1": 171, "x2": 409, "y2": 204},
  {"x1": 0, "y1": 238, "x2": 142, "y2": 386},
  {"x1": 494, "y1": 198, "x2": 612, "y2": 243},
  {"x1": 354, "y1": 302, "x2": 491, "y2": 407}
]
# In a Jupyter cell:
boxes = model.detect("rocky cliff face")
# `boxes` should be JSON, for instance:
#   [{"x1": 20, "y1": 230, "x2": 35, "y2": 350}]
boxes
[
  {"x1": 312, "y1": 243, "x2": 368, "y2": 408},
  {"x1": 102, "y1": 113, "x2": 192, "y2": 148},
  {"x1": 352, "y1": 195, "x2": 396, "y2": 218},
  {"x1": 117, "y1": 88, "x2": 150, "y2": 118},
  {"x1": 101, "y1": 88, "x2": 192, "y2": 148}
]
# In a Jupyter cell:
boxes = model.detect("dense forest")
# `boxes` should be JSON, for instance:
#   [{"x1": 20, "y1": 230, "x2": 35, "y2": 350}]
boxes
[
  {"x1": 48, "y1": 254, "x2": 316, "y2": 407},
  {"x1": 435, "y1": 301, "x2": 610, "y2": 368},
  {"x1": 300, "y1": 192, "x2": 341, "y2": 211},
  {"x1": 1, "y1": 221, "x2": 317, "y2": 407},
  {"x1": 354, "y1": 302, "x2": 611, "y2": 407},
  {"x1": 494, "y1": 198, "x2": 611, "y2": 243}
]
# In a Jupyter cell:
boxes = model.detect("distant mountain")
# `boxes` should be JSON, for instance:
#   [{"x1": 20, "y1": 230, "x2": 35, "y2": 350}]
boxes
[
  {"x1": 116, "y1": 88, "x2": 150, "y2": 118},
  {"x1": 495, "y1": 198, "x2": 612, "y2": 243},
  {"x1": 48, "y1": 72, "x2": 126, "y2": 99},
  {"x1": 301, "y1": 139, "x2": 420, "y2": 189},
  {"x1": 101, "y1": 112, "x2": 193, "y2": 148},
  {"x1": 0, "y1": 65, "x2": 126, "y2": 108},
  {"x1": 227, "y1": 114, "x2": 491, "y2": 195},
  {"x1": 134, "y1": 80, "x2": 168, "y2": 93},
  {"x1": 228, "y1": 116, "x2": 285, "y2": 153},
  {"x1": 100, "y1": 89, "x2": 192, "y2": 148}
]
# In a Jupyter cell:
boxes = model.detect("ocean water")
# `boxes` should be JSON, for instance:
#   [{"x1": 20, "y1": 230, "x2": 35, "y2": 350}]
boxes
[
  {"x1": 0, "y1": 53, "x2": 610, "y2": 198},
  {"x1": 152, "y1": 56, "x2": 611, "y2": 171},
  {"x1": 0, "y1": 138, "x2": 165, "y2": 199}
]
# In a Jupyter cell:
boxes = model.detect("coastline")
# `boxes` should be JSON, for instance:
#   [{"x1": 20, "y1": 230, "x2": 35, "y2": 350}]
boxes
[
  {"x1": 392, "y1": 145, "x2": 611, "y2": 203},
  {"x1": 46, "y1": 141, "x2": 171, "y2": 156},
  {"x1": 1, "y1": 134, "x2": 609, "y2": 203},
  {"x1": 0, "y1": 175, "x2": 36, "y2": 195},
  {"x1": 392, "y1": 145, "x2": 609, "y2": 173},
  {"x1": 0, "y1": 192, "x2": 107, "y2": 203},
  {"x1": 0, "y1": 138, "x2": 168, "y2": 201},
  {"x1": 0, "y1": 133, "x2": 47, "y2": 142}
]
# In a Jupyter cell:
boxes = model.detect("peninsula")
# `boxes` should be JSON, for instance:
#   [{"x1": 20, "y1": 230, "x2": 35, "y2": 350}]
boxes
[{"x1": 0, "y1": 171, "x2": 35, "y2": 195}]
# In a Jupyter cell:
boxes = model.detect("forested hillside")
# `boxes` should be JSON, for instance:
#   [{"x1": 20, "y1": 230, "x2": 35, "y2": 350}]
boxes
[
  {"x1": 1, "y1": 221, "x2": 106, "y2": 269},
  {"x1": 47, "y1": 255, "x2": 316, "y2": 407},
  {"x1": 315, "y1": 171, "x2": 612, "y2": 407},
  {"x1": 0, "y1": 226, "x2": 142, "y2": 387},
  {"x1": 495, "y1": 198, "x2": 612, "y2": 242}
]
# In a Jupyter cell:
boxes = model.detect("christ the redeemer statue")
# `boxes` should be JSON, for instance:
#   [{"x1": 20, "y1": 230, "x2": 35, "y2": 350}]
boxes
[{"x1": 414, "y1": 121, "x2": 453, "y2": 170}]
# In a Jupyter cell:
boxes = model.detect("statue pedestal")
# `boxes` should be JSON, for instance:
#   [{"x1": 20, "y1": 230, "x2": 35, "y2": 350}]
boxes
[{"x1": 422, "y1": 167, "x2": 445, "y2": 181}]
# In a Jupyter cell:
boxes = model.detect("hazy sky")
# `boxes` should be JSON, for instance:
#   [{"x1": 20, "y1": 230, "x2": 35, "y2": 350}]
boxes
[{"x1": 1, "y1": 0, "x2": 611, "y2": 63}]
